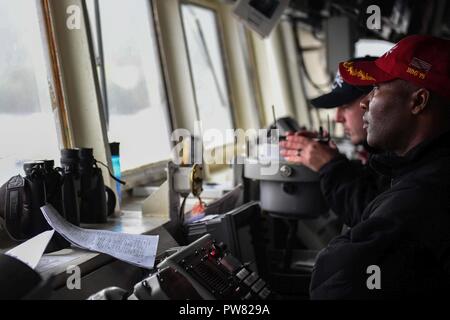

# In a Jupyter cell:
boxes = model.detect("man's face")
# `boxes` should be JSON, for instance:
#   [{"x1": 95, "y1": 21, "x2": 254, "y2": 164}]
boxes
[
  {"x1": 335, "y1": 95, "x2": 367, "y2": 145},
  {"x1": 360, "y1": 79, "x2": 415, "y2": 152}
]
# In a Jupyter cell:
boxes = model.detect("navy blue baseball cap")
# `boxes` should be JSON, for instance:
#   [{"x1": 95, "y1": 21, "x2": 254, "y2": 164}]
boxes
[{"x1": 310, "y1": 56, "x2": 377, "y2": 109}]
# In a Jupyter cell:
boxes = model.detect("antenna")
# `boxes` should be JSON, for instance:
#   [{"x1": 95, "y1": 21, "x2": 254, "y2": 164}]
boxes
[
  {"x1": 272, "y1": 105, "x2": 277, "y2": 129},
  {"x1": 327, "y1": 114, "x2": 331, "y2": 141},
  {"x1": 271, "y1": 105, "x2": 281, "y2": 142},
  {"x1": 317, "y1": 114, "x2": 331, "y2": 143}
]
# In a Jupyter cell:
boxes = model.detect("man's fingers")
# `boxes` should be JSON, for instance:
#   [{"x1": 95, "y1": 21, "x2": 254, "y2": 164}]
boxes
[
  {"x1": 286, "y1": 135, "x2": 312, "y2": 147},
  {"x1": 280, "y1": 140, "x2": 303, "y2": 150},
  {"x1": 284, "y1": 156, "x2": 303, "y2": 164},
  {"x1": 281, "y1": 149, "x2": 301, "y2": 157}
]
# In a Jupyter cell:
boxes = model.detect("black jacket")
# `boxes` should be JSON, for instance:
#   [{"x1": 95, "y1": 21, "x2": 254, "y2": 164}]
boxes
[
  {"x1": 310, "y1": 131, "x2": 450, "y2": 299},
  {"x1": 319, "y1": 154, "x2": 390, "y2": 226}
]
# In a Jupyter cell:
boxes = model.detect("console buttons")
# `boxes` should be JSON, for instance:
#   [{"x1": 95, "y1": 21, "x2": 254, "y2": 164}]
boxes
[
  {"x1": 251, "y1": 279, "x2": 265, "y2": 293},
  {"x1": 243, "y1": 272, "x2": 258, "y2": 286},
  {"x1": 259, "y1": 287, "x2": 271, "y2": 299},
  {"x1": 236, "y1": 268, "x2": 250, "y2": 281}
]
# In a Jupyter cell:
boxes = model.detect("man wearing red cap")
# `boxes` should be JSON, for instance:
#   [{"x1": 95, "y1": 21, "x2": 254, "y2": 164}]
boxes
[
  {"x1": 280, "y1": 56, "x2": 390, "y2": 225},
  {"x1": 307, "y1": 34, "x2": 450, "y2": 298}
]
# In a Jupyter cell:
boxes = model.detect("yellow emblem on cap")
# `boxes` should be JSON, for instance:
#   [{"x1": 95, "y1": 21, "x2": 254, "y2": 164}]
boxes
[{"x1": 342, "y1": 62, "x2": 376, "y2": 81}]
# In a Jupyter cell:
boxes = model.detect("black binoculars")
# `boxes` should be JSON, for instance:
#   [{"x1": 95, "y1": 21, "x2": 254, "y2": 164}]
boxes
[
  {"x1": 78, "y1": 148, "x2": 116, "y2": 224},
  {"x1": 0, "y1": 148, "x2": 119, "y2": 246},
  {"x1": 60, "y1": 148, "x2": 116, "y2": 225}
]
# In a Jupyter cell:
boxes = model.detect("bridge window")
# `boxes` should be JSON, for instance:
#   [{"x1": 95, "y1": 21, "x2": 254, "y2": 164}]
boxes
[
  {"x1": 86, "y1": 0, "x2": 172, "y2": 172},
  {"x1": 181, "y1": 3, "x2": 234, "y2": 149},
  {"x1": 0, "y1": 0, "x2": 63, "y2": 184}
]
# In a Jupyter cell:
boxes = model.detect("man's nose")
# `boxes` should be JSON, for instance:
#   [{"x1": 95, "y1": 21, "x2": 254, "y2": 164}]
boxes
[{"x1": 335, "y1": 108, "x2": 344, "y2": 123}]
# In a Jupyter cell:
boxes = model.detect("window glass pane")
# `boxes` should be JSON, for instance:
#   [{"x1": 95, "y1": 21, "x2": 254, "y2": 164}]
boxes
[
  {"x1": 87, "y1": 0, "x2": 172, "y2": 171},
  {"x1": 181, "y1": 4, "x2": 234, "y2": 148},
  {"x1": 0, "y1": 0, "x2": 61, "y2": 184}
]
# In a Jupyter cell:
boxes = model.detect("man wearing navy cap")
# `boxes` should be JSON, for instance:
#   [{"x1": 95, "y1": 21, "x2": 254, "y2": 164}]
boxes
[
  {"x1": 310, "y1": 57, "x2": 375, "y2": 147},
  {"x1": 281, "y1": 57, "x2": 389, "y2": 227},
  {"x1": 309, "y1": 35, "x2": 450, "y2": 298}
]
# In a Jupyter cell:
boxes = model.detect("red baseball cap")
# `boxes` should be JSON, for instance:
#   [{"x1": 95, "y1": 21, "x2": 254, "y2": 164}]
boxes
[{"x1": 339, "y1": 35, "x2": 450, "y2": 99}]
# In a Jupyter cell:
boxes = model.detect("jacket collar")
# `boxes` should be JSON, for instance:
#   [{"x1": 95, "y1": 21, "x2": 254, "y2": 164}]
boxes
[{"x1": 369, "y1": 130, "x2": 450, "y2": 178}]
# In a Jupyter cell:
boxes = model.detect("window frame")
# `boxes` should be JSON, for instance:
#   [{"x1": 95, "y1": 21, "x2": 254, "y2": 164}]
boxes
[
  {"x1": 83, "y1": 0, "x2": 175, "y2": 187},
  {"x1": 179, "y1": 0, "x2": 237, "y2": 144},
  {"x1": 42, "y1": 0, "x2": 73, "y2": 148},
  {"x1": 239, "y1": 25, "x2": 265, "y2": 129}
]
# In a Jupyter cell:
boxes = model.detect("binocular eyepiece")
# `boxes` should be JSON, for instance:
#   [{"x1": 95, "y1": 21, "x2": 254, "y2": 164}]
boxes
[
  {"x1": 60, "y1": 149, "x2": 82, "y2": 178},
  {"x1": 79, "y1": 148, "x2": 96, "y2": 174},
  {"x1": 79, "y1": 148, "x2": 95, "y2": 162}
]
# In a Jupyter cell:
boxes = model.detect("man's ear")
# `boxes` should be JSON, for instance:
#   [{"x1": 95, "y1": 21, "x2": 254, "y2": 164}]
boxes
[{"x1": 411, "y1": 88, "x2": 430, "y2": 115}]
